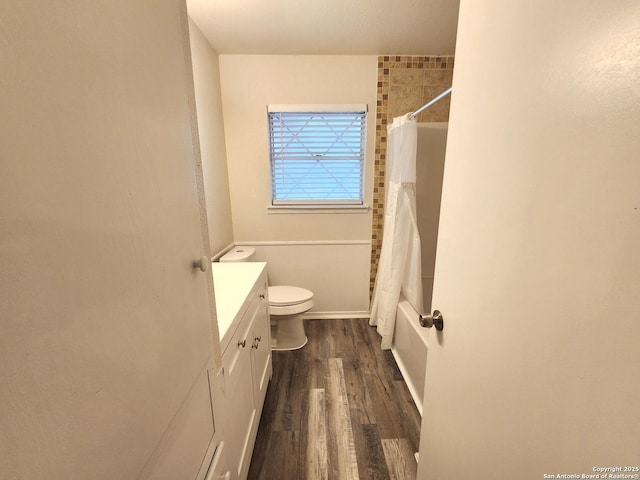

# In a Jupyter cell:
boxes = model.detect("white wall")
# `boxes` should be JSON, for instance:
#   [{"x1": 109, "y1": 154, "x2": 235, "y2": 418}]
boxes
[
  {"x1": 249, "y1": 242, "x2": 371, "y2": 316},
  {"x1": 219, "y1": 55, "x2": 378, "y2": 314},
  {"x1": 189, "y1": 20, "x2": 234, "y2": 257}
]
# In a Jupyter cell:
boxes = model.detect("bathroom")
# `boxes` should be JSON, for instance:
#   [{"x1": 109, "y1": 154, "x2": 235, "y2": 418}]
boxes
[
  {"x1": 190, "y1": 14, "x2": 455, "y2": 471},
  {"x1": 2, "y1": 1, "x2": 638, "y2": 480},
  {"x1": 189, "y1": 2, "x2": 456, "y2": 470}
]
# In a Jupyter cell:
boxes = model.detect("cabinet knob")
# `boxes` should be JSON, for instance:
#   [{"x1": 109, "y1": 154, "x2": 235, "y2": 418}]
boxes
[
  {"x1": 259, "y1": 294, "x2": 265, "y2": 299},
  {"x1": 237, "y1": 339, "x2": 246, "y2": 348},
  {"x1": 255, "y1": 335, "x2": 262, "y2": 342},
  {"x1": 251, "y1": 340, "x2": 259, "y2": 349}
]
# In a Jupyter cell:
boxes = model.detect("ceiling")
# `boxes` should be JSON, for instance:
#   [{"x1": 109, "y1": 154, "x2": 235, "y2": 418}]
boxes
[{"x1": 187, "y1": 0, "x2": 460, "y2": 55}]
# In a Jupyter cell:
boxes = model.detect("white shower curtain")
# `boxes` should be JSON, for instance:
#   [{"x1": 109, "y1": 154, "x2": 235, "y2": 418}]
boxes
[{"x1": 370, "y1": 113, "x2": 423, "y2": 349}]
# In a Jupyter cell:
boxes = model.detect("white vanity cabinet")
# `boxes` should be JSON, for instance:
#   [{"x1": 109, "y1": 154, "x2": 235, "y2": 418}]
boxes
[{"x1": 211, "y1": 262, "x2": 272, "y2": 480}]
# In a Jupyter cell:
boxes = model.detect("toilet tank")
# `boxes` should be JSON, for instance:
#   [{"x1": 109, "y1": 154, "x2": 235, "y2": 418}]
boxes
[{"x1": 219, "y1": 246, "x2": 255, "y2": 262}]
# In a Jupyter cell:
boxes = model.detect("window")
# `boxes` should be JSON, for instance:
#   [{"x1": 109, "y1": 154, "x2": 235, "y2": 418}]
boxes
[{"x1": 268, "y1": 105, "x2": 367, "y2": 206}]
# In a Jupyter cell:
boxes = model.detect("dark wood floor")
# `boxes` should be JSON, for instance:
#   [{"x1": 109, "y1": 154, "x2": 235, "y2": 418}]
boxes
[{"x1": 248, "y1": 318, "x2": 422, "y2": 480}]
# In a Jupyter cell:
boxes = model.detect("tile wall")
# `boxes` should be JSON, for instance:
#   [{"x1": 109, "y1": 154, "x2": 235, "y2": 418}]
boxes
[{"x1": 370, "y1": 55, "x2": 455, "y2": 297}]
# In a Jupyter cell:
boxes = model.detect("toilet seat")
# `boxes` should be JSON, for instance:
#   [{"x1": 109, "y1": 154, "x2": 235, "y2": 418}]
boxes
[
  {"x1": 268, "y1": 286, "x2": 314, "y2": 316},
  {"x1": 268, "y1": 286, "x2": 313, "y2": 306}
]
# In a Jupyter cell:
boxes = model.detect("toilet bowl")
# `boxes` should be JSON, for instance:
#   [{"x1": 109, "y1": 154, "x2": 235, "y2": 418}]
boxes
[
  {"x1": 219, "y1": 247, "x2": 314, "y2": 351},
  {"x1": 268, "y1": 285, "x2": 314, "y2": 350}
]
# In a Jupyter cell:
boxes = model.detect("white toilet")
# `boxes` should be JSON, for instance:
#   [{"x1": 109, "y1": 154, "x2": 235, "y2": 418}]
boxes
[{"x1": 219, "y1": 247, "x2": 314, "y2": 351}]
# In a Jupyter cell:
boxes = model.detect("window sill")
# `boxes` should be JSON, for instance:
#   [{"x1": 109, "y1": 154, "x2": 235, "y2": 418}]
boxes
[{"x1": 266, "y1": 204, "x2": 370, "y2": 215}]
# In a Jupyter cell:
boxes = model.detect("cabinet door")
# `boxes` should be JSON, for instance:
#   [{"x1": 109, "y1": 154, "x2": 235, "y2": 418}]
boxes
[
  {"x1": 223, "y1": 313, "x2": 257, "y2": 479},
  {"x1": 251, "y1": 291, "x2": 272, "y2": 408}
]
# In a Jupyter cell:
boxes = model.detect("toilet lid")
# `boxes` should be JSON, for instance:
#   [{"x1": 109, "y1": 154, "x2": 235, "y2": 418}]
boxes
[{"x1": 268, "y1": 286, "x2": 313, "y2": 306}]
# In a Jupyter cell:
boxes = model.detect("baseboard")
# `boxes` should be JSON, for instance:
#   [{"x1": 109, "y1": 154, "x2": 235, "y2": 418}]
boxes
[{"x1": 304, "y1": 311, "x2": 370, "y2": 320}]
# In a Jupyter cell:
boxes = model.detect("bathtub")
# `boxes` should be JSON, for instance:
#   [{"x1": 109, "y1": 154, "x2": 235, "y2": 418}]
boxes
[
  {"x1": 392, "y1": 296, "x2": 429, "y2": 416},
  {"x1": 390, "y1": 122, "x2": 447, "y2": 416}
]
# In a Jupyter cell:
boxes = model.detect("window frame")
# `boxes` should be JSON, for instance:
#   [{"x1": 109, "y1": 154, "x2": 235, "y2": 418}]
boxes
[{"x1": 267, "y1": 104, "x2": 368, "y2": 208}]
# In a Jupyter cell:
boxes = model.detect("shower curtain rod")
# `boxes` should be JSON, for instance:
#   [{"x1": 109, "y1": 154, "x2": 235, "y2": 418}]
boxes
[{"x1": 409, "y1": 87, "x2": 452, "y2": 119}]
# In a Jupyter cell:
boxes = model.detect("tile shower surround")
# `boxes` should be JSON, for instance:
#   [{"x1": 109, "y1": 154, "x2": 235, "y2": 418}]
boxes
[{"x1": 370, "y1": 55, "x2": 454, "y2": 297}]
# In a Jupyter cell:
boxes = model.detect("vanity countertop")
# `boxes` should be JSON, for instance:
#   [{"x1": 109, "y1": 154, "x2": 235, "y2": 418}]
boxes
[{"x1": 211, "y1": 262, "x2": 267, "y2": 352}]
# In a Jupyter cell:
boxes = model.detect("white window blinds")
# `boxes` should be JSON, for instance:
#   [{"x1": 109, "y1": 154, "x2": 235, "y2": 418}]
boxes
[{"x1": 268, "y1": 107, "x2": 367, "y2": 205}]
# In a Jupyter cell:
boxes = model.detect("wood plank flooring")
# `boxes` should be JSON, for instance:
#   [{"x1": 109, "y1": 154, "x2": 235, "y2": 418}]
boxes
[{"x1": 248, "y1": 318, "x2": 421, "y2": 480}]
